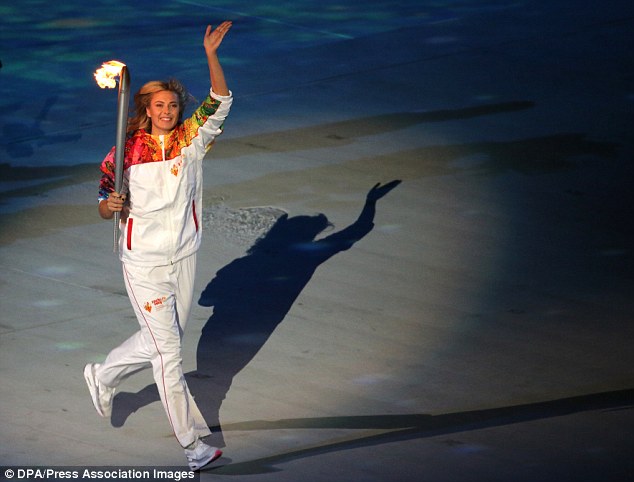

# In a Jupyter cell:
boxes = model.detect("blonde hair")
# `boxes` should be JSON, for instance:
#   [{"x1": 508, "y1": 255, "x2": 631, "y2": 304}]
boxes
[{"x1": 127, "y1": 79, "x2": 192, "y2": 134}]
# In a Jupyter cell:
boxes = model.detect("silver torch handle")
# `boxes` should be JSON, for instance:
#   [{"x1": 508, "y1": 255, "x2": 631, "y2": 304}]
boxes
[{"x1": 113, "y1": 66, "x2": 130, "y2": 252}]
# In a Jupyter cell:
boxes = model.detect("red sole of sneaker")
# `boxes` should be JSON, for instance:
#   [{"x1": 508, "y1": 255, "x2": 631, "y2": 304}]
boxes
[{"x1": 192, "y1": 449, "x2": 222, "y2": 471}]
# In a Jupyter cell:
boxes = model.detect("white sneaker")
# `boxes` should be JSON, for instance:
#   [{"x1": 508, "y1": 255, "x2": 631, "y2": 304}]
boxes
[
  {"x1": 184, "y1": 439, "x2": 222, "y2": 471},
  {"x1": 83, "y1": 363, "x2": 115, "y2": 417}
]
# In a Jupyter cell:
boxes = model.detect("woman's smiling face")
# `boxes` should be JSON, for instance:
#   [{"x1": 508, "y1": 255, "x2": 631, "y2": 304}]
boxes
[{"x1": 146, "y1": 90, "x2": 180, "y2": 135}]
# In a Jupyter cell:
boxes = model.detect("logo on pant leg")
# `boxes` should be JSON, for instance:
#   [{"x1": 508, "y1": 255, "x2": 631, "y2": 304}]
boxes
[{"x1": 144, "y1": 296, "x2": 168, "y2": 313}]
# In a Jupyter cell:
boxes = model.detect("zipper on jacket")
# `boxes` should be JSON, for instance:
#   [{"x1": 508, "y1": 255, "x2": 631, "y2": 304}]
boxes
[
  {"x1": 160, "y1": 134, "x2": 177, "y2": 257},
  {"x1": 160, "y1": 135, "x2": 166, "y2": 160}
]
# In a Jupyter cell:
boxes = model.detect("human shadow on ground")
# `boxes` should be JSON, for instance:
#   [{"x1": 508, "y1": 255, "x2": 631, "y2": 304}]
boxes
[
  {"x1": 110, "y1": 180, "x2": 402, "y2": 446},
  {"x1": 207, "y1": 387, "x2": 634, "y2": 475}
]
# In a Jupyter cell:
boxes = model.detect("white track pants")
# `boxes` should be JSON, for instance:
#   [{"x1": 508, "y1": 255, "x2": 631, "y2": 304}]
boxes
[{"x1": 96, "y1": 253, "x2": 211, "y2": 447}]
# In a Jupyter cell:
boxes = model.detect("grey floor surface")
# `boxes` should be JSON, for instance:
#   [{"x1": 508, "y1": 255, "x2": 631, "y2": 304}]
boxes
[{"x1": 1, "y1": 2, "x2": 633, "y2": 481}]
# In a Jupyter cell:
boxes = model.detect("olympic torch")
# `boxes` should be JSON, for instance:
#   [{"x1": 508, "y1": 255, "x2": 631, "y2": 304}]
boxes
[{"x1": 94, "y1": 60, "x2": 131, "y2": 251}]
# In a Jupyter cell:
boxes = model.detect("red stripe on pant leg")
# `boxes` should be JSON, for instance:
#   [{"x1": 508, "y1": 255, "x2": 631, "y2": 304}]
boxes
[{"x1": 123, "y1": 264, "x2": 178, "y2": 442}]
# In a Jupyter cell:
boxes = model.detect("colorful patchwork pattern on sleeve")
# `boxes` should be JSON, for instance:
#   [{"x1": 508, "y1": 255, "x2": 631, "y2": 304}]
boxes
[
  {"x1": 127, "y1": 131, "x2": 161, "y2": 165},
  {"x1": 182, "y1": 95, "x2": 223, "y2": 147},
  {"x1": 98, "y1": 146, "x2": 116, "y2": 201}
]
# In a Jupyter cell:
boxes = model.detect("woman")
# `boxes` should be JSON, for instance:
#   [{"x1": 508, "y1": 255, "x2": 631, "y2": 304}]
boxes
[{"x1": 84, "y1": 21, "x2": 233, "y2": 470}]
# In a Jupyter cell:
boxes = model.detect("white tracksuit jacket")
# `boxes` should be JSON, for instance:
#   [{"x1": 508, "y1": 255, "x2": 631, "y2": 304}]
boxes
[{"x1": 99, "y1": 89, "x2": 233, "y2": 266}]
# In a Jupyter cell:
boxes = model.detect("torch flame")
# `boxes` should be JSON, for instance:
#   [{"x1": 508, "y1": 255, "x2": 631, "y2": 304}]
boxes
[{"x1": 94, "y1": 60, "x2": 126, "y2": 89}]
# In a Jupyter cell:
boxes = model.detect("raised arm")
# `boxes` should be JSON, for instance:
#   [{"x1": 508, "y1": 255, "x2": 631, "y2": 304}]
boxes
[
  {"x1": 316, "y1": 180, "x2": 402, "y2": 254},
  {"x1": 203, "y1": 21, "x2": 232, "y2": 96}
]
